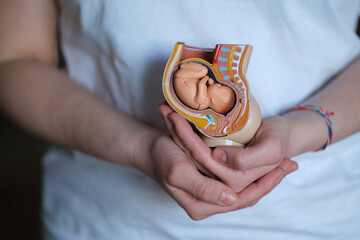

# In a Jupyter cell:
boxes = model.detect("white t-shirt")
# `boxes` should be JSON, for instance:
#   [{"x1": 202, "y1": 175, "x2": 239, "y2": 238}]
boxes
[{"x1": 43, "y1": 1, "x2": 360, "y2": 239}]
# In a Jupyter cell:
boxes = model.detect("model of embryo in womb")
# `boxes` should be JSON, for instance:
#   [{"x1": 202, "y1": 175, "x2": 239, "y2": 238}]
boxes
[
  {"x1": 174, "y1": 62, "x2": 235, "y2": 114},
  {"x1": 163, "y1": 43, "x2": 262, "y2": 147}
]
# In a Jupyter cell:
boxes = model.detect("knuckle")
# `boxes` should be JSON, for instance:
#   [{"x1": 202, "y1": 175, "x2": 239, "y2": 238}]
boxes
[
  {"x1": 186, "y1": 205, "x2": 206, "y2": 221},
  {"x1": 235, "y1": 151, "x2": 245, "y2": 170},
  {"x1": 193, "y1": 180, "x2": 214, "y2": 201},
  {"x1": 167, "y1": 161, "x2": 187, "y2": 184},
  {"x1": 267, "y1": 138, "x2": 283, "y2": 162},
  {"x1": 188, "y1": 212, "x2": 206, "y2": 221},
  {"x1": 247, "y1": 199, "x2": 259, "y2": 208}
]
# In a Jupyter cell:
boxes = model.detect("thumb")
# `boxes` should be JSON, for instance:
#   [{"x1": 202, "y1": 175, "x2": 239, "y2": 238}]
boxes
[{"x1": 168, "y1": 160, "x2": 237, "y2": 207}]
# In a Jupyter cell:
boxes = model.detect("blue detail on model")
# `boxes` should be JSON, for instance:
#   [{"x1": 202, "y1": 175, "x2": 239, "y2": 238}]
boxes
[
  {"x1": 218, "y1": 57, "x2": 228, "y2": 61},
  {"x1": 206, "y1": 115, "x2": 215, "y2": 124},
  {"x1": 221, "y1": 47, "x2": 230, "y2": 52}
]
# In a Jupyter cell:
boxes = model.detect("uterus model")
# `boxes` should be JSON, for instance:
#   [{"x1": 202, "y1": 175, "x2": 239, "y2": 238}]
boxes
[{"x1": 162, "y1": 42, "x2": 261, "y2": 147}]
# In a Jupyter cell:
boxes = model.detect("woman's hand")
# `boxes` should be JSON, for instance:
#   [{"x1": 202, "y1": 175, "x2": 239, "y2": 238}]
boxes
[
  {"x1": 212, "y1": 116, "x2": 293, "y2": 174},
  {"x1": 158, "y1": 103, "x2": 298, "y2": 197},
  {"x1": 136, "y1": 132, "x2": 296, "y2": 220},
  {"x1": 144, "y1": 135, "x2": 239, "y2": 220}
]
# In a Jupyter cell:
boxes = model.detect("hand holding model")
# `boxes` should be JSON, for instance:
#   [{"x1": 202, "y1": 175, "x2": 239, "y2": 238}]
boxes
[
  {"x1": 1, "y1": 1, "x2": 360, "y2": 231},
  {"x1": 163, "y1": 43, "x2": 262, "y2": 147},
  {"x1": 0, "y1": 26, "x2": 296, "y2": 221},
  {"x1": 159, "y1": 103, "x2": 297, "y2": 194},
  {"x1": 161, "y1": 46, "x2": 360, "y2": 203},
  {"x1": 163, "y1": 48, "x2": 295, "y2": 192}
]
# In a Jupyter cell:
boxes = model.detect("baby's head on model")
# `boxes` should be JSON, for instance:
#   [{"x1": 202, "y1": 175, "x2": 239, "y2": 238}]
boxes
[{"x1": 173, "y1": 62, "x2": 235, "y2": 114}]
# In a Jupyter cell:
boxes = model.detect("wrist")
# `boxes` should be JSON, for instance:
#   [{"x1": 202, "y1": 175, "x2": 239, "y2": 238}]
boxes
[
  {"x1": 281, "y1": 109, "x2": 329, "y2": 157},
  {"x1": 126, "y1": 127, "x2": 163, "y2": 177}
]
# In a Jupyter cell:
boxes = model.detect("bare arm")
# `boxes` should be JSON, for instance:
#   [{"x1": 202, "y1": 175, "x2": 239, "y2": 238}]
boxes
[
  {"x1": 211, "y1": 54, "x2": 360, "y2": 170},
  {"x1": 2, "y1": 0, "x2": 278, "y2": 220},
  {"x1": 0, "y1": 59, "x2": 159, "y2": 166},
  {"x1": 162, "y1": 53, "x2": 360, "y2": 201},
  {"x1": 0, "y1": 0, "x2": 157, "y2": 168},
  {"x1": 285, "y1": 56, "x2": 360, "y2": 156}
]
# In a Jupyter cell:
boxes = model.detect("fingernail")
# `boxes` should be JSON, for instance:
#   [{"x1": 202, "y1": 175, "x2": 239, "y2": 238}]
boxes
[
  {"x1": 214, "y1": 150, "x2": 227, "y2": 163},
  {"x1": 220, "y1": 191, "x2": 236, "y2": 206}
]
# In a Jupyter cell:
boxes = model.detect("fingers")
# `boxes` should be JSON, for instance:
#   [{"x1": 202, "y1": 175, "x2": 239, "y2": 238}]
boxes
[
  {"x1": 168, "y1": 187, "x2": 230, "y2": 221},
  {"x1": 158, "y1": 103, "x2": 217, "y2": 177},
  {"x1": 159, "y1": 101, "x2": 210, "y2": 163},
  {"x1": 234, "y1": 158, "x2": 298, "y2": 208},
  {"x1": 158, "y1": 103, "x2": 187, "y2": 152},
  {"x1": 212, "y1": 136, "x2": 284, "y2": 170},
  {"x1": 168, "y1": 112, "x2": 211, "y2": 162},
  {"x1": 155, "y1": 106, "x2": 300, "y2": 220},
  {"x1": 171, "y1": 158, "x2": 298, "y2": 220},
  {"x1": 166, "y1": 160, "x2": 237, "y2": 207},
  {"x1": 158, "y1": 102, "x2": 176, "y2": 136},
  {"x1": 169, "y1": 187, "x2": 232, "y2": 221},
  {"x1": 150, "y1": 135, "x2": 238, "y2": 220},
  {"x1": 199, "y1": 75, "x2": 209, "y2": 84},
  {"x1": 167, "y1": 112, "x2": 231, "y2": 177},
  {"x1": 159, "y1": 104, "x2": 273, "y2": 192}
]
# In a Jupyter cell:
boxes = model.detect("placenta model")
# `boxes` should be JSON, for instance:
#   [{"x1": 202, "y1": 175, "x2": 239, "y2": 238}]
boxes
[{"x1": 162, "y1": 42, "x2": 261, "y2": 147}]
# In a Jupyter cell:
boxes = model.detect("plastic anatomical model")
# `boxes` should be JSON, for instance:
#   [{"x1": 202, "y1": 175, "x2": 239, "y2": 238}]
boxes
[
  {"x1": 162, "y1": 42, "x2": 261, "y2": 147},
  {"x1": 174, "y1": 62, "x2": 235, "y2": 114}
]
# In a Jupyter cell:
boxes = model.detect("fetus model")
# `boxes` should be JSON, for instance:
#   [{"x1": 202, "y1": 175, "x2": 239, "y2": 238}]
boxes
[
  {"x1": 174, "y1": 62, "x2": 235, "y2": 114},
  {"x1": 162, "y1": 42, "x2": 261, "y2": 147}
]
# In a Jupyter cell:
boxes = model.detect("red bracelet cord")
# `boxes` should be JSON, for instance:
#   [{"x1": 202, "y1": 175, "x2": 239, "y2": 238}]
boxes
[{"x1": 282, "y1": 104, "x2": 334, "y2": 151}]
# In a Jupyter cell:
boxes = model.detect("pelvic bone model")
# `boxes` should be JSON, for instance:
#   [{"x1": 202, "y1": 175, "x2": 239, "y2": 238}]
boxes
[{"x1": 162, "y1": 42, "x2": 261, "y2": 147}]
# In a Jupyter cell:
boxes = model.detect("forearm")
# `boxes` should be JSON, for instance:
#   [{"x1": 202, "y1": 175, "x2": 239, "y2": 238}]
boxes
[
  {"x1": 283, "y1": 55, "x2": 360, "y2": 157},
  {"x1": 0, "y1": 59, "x2": 161, "y2": 170}
]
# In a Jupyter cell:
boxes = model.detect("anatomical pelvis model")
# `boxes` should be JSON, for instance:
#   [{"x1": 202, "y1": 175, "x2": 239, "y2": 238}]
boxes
[{"x1": 162, "y1": 42, "x2": 261, "y2": 147}]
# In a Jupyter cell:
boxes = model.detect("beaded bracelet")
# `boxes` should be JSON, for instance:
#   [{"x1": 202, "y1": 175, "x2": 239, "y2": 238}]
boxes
[{"x1": 283, "y1": 104, "x2": 334, "y2": 151}]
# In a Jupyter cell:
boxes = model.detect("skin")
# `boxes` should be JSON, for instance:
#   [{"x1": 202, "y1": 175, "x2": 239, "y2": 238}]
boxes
[
  {"x1": 0, "y1": 0, "x2": 298, "y2": 220},
  {"x1": 174, "y1": 62, "x2": 235, "y2": 114},
  {"x1": 209, "y1": 55, "x2": 360, "y2": 172},
  {"x1": 160, "y1": 51, "x2": 360, "y2": 196}
]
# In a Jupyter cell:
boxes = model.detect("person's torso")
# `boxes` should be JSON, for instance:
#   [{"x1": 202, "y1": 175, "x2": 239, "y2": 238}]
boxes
[{"x1": 43, "y1": 1, "x2": 360, "y2": 239}]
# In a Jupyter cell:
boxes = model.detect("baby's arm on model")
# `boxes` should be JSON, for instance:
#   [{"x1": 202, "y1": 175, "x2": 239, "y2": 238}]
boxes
[{"x1": 194, "y1": 76, "x2": 210, "y2": 109}]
